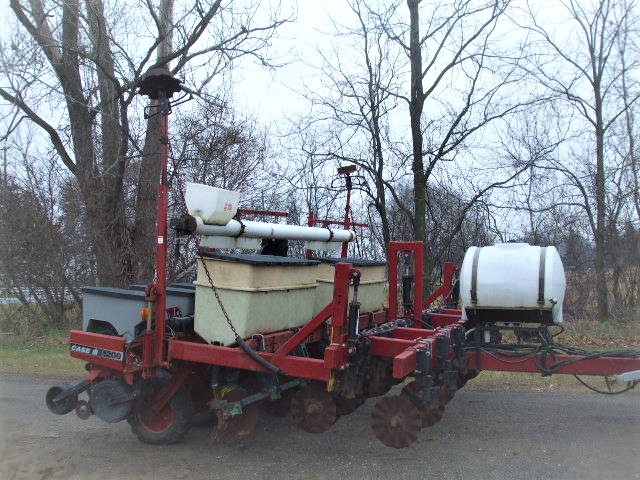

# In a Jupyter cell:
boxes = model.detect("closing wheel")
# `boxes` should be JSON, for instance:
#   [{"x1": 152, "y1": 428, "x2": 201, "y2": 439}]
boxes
[
  {"x1": 290, "y1": 384, "x2": 337, "y2": 433},
  {"x1": 333, "y1": 395, "x2": 365, "y2": 416},
  {"x1": 440, "y1": 388, "x2": 456, "y2": 406},
  {"x1": 129, "y1": 373, "x2": 192, "y2": 445},
  {"x1": 214, "y1": 385, "x2": 259, "y2": 437},
  {"x1": 457, "y1": 369, "x2": 479, "y2": 389},
  {"x1": 260, "y1": 389, "x2": 294, "y2": 418},
  {"x1": 90, "y1": 379, "x2": 133, "y2": 423},
  {"x1": 401, "y1": 382, "x2": 445, "y2": 428},
  {"x1": 371, "y1": 395, "x2": 422, "y2": 449},
  {"x1": 45, "y1": 383, "x2": 77, "y2": 415}
]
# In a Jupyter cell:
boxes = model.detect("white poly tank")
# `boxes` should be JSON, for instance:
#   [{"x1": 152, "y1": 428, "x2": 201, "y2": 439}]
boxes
[{"x1": 459, "y1": 243, "x2": 566, "y2": 324}]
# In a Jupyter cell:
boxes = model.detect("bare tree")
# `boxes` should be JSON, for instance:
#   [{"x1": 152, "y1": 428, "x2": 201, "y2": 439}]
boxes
[
  {"x1": 280, "y1": 124, "x2": 344, "y2": 224},
  {"x1": 400, "y1": 0, "x2": 516, "y2": 244},
  {"x1": 293, "y1": 1, "x2": 408, "y2": 252},
  {"x1": 0, "y1": 0, "x2": 287, "y2": 286},
  {"x1": 0, "y1": 143, "x2": 94, "y2": 330},
  {"x1": 166, "y1": 98, "x2": 272, "y2": 281},
  {"x1": 291, "y1": 1, "x2": 532, "y2": 268},
  {"x1": 368, "y1": 0, "x2": 537, "y2": 283},
  {"x1": 517, "y1": 0, "x2": 640, "y2": 320}
]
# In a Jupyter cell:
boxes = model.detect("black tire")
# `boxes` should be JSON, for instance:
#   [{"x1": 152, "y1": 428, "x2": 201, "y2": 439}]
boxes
[
  {"x1": 129, "y1": 371, "x2": 192, "y2": 444},
  {"x1": 45, "y1": 383, "x2": 77, "y2": 415},
  {"x1": 87, "y1": 321, "x2": 119, "y2": 336}
]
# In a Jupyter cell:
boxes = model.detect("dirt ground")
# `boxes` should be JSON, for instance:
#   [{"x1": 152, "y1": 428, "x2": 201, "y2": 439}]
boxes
[{"x1": 1, "y1": 373, "x2": 639, "y2": 480}]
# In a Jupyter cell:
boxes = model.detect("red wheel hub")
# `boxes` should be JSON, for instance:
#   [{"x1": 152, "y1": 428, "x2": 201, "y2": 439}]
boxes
[{"x1": 139, "y1": 403, "x2": 175, "y2": 433}]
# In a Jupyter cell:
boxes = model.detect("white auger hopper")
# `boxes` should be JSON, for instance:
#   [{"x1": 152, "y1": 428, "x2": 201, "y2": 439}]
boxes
[
  {"x1": 459, "y1": 243, "x2": 566, "y2": 324},
  {"x1": 185, "y1": 182, "x2": 240, "y2": 226}
]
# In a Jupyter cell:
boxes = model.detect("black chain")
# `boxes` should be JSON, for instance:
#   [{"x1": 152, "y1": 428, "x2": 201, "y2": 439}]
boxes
[
  {"x1": 199, "y1": 256, "x2": 240, "y2": 338},
  {"x1": 172, "y1": 149, "x2": 239, "y2": 339}
]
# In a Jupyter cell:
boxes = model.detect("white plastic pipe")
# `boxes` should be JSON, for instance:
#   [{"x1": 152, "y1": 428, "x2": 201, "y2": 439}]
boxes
[{"x1": 194, "y1": 216, "x2": 355, "y2": 243}]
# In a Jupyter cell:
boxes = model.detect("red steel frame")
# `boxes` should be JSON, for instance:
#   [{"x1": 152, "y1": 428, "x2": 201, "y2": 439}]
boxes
[
  {"x1": 305, "y1": 165, "x2": 369, "y2": 259},
  {"x1": 424, "y1": 262, "x2": 457, "y2": 307},
  {"x1": 387, "y1": 241, "x2": 424, "y2": 325},
  {"x1": 139, "y1": 113, "x2": 170, "y2": 378},
  {"x1": 154, "y1": 113, "x2": 170, "y2": 369},
  {"x1": 340, "y1": 167, "x2": 353, "y2": 258},
  {"x1": 466, "y1": 352, "x2": 640, "y2": 376},
  {"x1": 70, "y1": 261, "x2": 358, "y2": 383}
]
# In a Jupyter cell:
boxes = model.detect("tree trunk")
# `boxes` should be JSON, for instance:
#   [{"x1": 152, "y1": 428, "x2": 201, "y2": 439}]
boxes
[
  {"x1": 78, "y1": 179, "x2": 128, "y2": 286},
  {"x1": 132, "y1": 114, "x2": 163, "y2": 282},
  {"x1": 132, "y1": 0, "x2": 174, "y2": 283},
  {"x1": 407, "y1": 0, "x2": 430, "y2": 295},
  {"x1": 84, "y1": 0, "x2": 131, "y2": 287},
  {"x1": 408, "y1": 0, "x2": 426, "y2": 245},
  {"x1": 594, "y1": 89, "x2": 610, "y2": 321},
  {"x1": 373, "y1": 196, "x2": 392, "y2": 255}
]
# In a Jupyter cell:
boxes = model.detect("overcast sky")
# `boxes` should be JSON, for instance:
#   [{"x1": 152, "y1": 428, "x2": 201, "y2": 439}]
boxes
[
  {"x1": 231, "y1": 2, "x2": 345, "y2": 124},
  {"x1": 0, "y1": 0, "x2": 565, "y2": 126},
  {"x1": 0, "y1": 0, "x2": 355, "y2": 125}
]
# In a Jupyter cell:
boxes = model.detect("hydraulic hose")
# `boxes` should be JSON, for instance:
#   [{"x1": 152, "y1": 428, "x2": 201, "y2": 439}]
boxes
[{"x1": 236, "y1": 335, "x2": 282, "y2": 375}]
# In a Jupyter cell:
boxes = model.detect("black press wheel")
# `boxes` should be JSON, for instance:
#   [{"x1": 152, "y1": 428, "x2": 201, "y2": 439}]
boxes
[
  {"x1": 128, "y1": 371, "x2": 192, "y2": 444},
  {"x1": 45, "y1": 383, "x2": 77, "y2": 415}
]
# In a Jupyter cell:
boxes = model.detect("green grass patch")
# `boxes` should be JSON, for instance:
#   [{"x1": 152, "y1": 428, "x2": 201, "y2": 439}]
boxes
[
  {"x1": 0, "y1": 301, "x2": 84, "y2": 375},
  {"x1": 0, "y1": 334, "x2": 84, "y2": 376}
]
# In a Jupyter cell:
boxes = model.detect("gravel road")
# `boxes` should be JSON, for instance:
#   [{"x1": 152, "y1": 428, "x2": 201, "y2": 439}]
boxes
[{"x1": 1, "y1": 373, "x2": 638, "y2": 480}]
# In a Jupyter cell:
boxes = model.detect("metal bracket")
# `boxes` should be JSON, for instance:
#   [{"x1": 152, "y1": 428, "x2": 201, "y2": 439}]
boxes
[
  {"x1": 200, "y1": 236, "x2": 261, "y2": 250},
  {"x1": 304, "y1": 241, "x2": 341, "y2": 252}
]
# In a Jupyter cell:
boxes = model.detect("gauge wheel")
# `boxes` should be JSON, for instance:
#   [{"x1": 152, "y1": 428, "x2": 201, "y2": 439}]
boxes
[
  {"x1": 129, "y1": 371, "x2": 192, "y2": 444},
  {"x1": 45, "y1": 383, "x2": 77, "y2": 415}
]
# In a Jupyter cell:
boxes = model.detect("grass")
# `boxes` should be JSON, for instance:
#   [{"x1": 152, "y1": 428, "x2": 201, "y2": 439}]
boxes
[
  {"x1": 557, "y1": 316, "x2": 640, "y2": 348},
  {"x1": 0, "y1": 333, "x2": 84, "y2": 377},
  {"x1": 0, "y1": 301, "x2": 85, "y2": 376}
]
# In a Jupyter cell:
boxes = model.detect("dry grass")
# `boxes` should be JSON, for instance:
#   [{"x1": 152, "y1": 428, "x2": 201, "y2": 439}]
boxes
[
  {"x1": 558, "y1": 317, "x2": 640, "y2": 348},
  {"x1": 564, "y1": 267, "x2": 640, "y2": 322},
  {"x1": 465, "y1": 371, "x2": 639, "y2": 394}
]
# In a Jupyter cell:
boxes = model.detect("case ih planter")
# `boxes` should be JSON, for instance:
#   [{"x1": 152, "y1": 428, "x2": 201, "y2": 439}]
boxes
[{"x1": 45, "y1": 68, "x2": 640, "y2": 449}]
